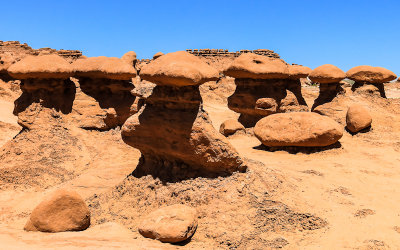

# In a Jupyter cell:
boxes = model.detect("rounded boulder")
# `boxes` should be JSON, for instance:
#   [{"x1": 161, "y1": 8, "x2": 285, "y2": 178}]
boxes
[
  {"x1": 254, "y1": 112, "x2": 343, "y2": 147},
  {"x1": 346, "y1": 104, "x2": 372, "y2": 133},
  {"x1": 219, "y1": 119, "x2": 245, "y2": 136}
]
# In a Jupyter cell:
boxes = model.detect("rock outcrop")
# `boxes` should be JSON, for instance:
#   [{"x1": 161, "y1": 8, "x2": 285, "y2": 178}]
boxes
[
  {"x1": 24, "y1": 189, "x2": 90, "y2": 232},
  {"x1": 121, "y1": 51, "x2": 137, "y2": 68},
  {"x1": 122, "y1": 51, "x2": 246, "y2": 179},
  {"x1": 153, "y1": 52, "x2": 164, "y2": 60},
  {"x1": 138, "y1": 204, "x2": 198, "y2": 243},
  {"x1": 347, "y1": 66, "x2": 397, "y2": 98},
  {"x1": 254, "y1": 112, "x2": 343, "y2": 147},
  {"x1": 346, "y1": 104, "x2": 372, "y2": 133},
  {"x1": 224, "y1": 53, "x2": 309, "y2": 127},
  {"x1": 72, "y1": 56, "x2": 139, "y2": 130}
]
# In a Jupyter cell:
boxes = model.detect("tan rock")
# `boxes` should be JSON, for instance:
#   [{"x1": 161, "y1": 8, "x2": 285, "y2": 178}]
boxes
[
  {"x1": 138, "y1": 204, "x2": 197, "y2": 243},
  {"x1": 219, "y1": 119, "x2": 245, "y2": 136},
  {"x1": 223, "y1": 53, "x2": 289, "y2": 79},
  {"x1": 254, "y1": 112, "x2": 343, "y2": 147},
  {"x1": 25, "y1": 189, "x2": 90, "y2": 232},
  {"x1": 140, "y1": 51, "x2": 219, "y2": 86},
  {"x1": 288, "y1": 65, "x2": 312, "y2": 79},
  {"x1": 73, "y1": 56, "x2": 137, "y2": 80},
  {"x1": 153, "y1": 52, "x2": 164, "y2": 60},
  {"x1": 309, "y1": 64, "x2": 346, "y2": 84},
  {"x1": 8, "y1": 55, "x2": 74, "y2": 79},
  {"x1": 121, "y1": 51, "x2": 137, "y2": 66},
  {"x1": 346, "y1": 104, "x2": 372, "y2": 133},
  {"x1": 346, "y1": 65, "x2": 397, "y2": 83}
]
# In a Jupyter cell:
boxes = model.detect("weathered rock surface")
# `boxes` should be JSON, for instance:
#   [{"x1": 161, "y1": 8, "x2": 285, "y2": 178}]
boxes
[
  {"x1": 254, "y1": 112, "x2": 343, "y2": 147},
  {"x1": 122, "y1": 52, "x2": 245, "y2": 178},
  {"x1": 140, "y1": 51, "x2": 219, "y2": 86},
  {"x1": 219, "y1": 119, "x2": 245, "y2": 136},
  {"x1": 223, "y1": 53, "x2": 289, "y2": 79},
  {"x1": 121, "y1": 51, "x2": 137, "y2": 68},
  {"x1": 25, "y1": 189, "x2": 90, "y2": 232},
  {"x1": 153, "y1": 52, "x2": 164, "y2": 60},
  {"x1": 309, "y1": 64, "x2": 346, "y2": 84},
  {"x1": 346, "y1": 104, "x2": 372, "y2": 133},
  {"x1": 346, "y1": 66, "x2": 397, "y2": 84},
  {"x1": 138, "y1": 204, "x2": 198, "y2": 243},
  {"x1": 288, "y1": 64, "x2": 312, "y2": 79}
]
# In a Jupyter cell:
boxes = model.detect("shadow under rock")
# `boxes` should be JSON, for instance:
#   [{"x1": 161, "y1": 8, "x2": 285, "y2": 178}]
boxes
[{"x1": 253, "y1": 141, "x2": 342, "y2": 154}]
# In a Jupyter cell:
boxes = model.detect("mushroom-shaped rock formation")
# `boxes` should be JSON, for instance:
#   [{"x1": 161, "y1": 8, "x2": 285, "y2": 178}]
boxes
[
  {"x1": 254, "y1": 112, "x2": 343, "y2": 147},
  {"x1": 153, "y1": 52, "x2": 164, "y2": 60},
  {"x1": 347, "y1": 66, "x2": 397, "y2": 98},
  {"x1": 138, "y1": 204, "x2": 197, "y2": 243},
  {"x1": 8, "y1": 54, "x2": 75, "y2": 129},
  {"x1": 72, "y1": 56, "x2": 140, "y2": 130},
  {"x1": 288, "y1": 64, "x2": 312, "y2": 79},
  {"x1": 122, "y1": 51, "x2": 246, "y2": 179},
  {"x1": 310, "y1": 64, "x2": 346, "y2": 114},
  {"x1": 24, "y1": 189, "x2": 90, "y2": 233},
  {"x1": 224, "y1": 53, "x2": 309, "y2": 127},
  {"x1": 121, "y1": 51, "x2": 137, "y2": 68}
]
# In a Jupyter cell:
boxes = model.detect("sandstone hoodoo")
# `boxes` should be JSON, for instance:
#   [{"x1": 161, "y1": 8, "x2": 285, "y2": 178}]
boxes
[
  {"x1": 224, "y1": 53, "x2": 309, "y2": 127},
  {"x1": 72, "y1": 56, "x2": 139, "y2": 130},
  {"x1": 310, "y1": 64, "x2": 346, "y2": 113},
  {"x1": 346, "y1": 104, "x2": 372, "y2": 133},
  {"x1": 153, "y1": 52, "x2": 164, "y2": 60},
  {"x1": 254, "y1": 112, "x2": 343, "y2": 147},
  {"x1": 288, "y1": 64, "x2": 312, "y2": 79},
  {"x1": 138, "y1": 204, "x2": 198, "y2": 243},
  {"x1": 121, "y1": 51, "x2": 137, "y2": 68},
  {"x1": 122, "y1": 51, "x2": 246, "y2": 178},
  {"x1": 346, "y1": 65, "x2": 397, "y2": 98},
  {"x1": 7, "y1": 54, "x2": 75, "y2": 129},
  {"x1": 24, "y1": 189, "x2": 90, "y2": 233},
  {"x1": 219, "y1": 119, "x2": 245, "y2": 136}
]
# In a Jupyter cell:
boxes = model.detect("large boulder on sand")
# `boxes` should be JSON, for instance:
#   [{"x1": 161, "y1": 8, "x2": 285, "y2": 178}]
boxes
[
  {"x1": 254, "y1": 112, "x2": 343, "y2": 147},
  {"x1": 140, "y1": 51, "x2": 219, "y2": 86},
  {"x1": 309, "y1": 64, "x2": 346, "y2": 84},
  {"x1": 219, "y1": 119, "x2": 245, "y2": 136},
  {"x1": 223, "y1": 53, "x2": 289, "y2": 79},
  {"x1": 346, "y1": 65, "x2": 397, "y2": 83},
  {"x1": 138, "y1": 204, "x2": 198, "y2": 243},
  {"x1": 346, "y1": 104, "x2": 372, "y2": 133},
  {"x1": 24, "y1": 189, "x2": 90, "y2": 232}
]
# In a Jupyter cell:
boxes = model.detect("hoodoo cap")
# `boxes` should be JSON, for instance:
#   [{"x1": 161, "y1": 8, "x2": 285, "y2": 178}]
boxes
[
  {"x1": 73, "y1": 56, "x2": 137, "y2": 80},
  {"x1": 346, "y1": 65, "x2": 397, "y2": 84},
  {"x1": 140, "y1": 51, "x2": 219, "y2": 86},
  {"x1": 121, "y1": 51, "x2": 137, "y2": 65},
  {"x1": 8, "y1": 54, "x2": 74, "y2": 79},
  {"x1": 288, "y1": 65, "x2": 312, "y2": 79},
  {"x1": 223, "y1": 53, "x2": 289, "y2": 79},
  {"x1": 308, "y1": 64, "x2": 346, "y2": 84}
]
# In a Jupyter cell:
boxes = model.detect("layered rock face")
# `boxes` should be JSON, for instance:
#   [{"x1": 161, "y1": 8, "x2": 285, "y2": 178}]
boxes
[
  {"x1": 122, "y1": 51, "x2": 246, "y2": 178},
  {"x1": 224, "y1": 54, "x2": 309, "y2": 127},
  {"x1": 347, "y1": 65, "x2": 397, "y2": 98},
  {"x1": 72, "y1": 56, "x2": 139, "y2": 130}
]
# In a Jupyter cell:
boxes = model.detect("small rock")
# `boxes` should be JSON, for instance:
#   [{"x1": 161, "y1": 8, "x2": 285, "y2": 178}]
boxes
[
  {"x1": 138, "y1": 204, "x2": 198, "y2": 243},
  {"x1": 219, "y1": 119, "x2": 245, "y2": 136},
  {"x1": 24, "y1": 189, "x2": 91, "y2": 232},
  {"x1": 346, "y1": 104, "x2": 372, "y2": 133},
  {"x1": 153, "y1": 52, "x2": 164, "y2": 60}
]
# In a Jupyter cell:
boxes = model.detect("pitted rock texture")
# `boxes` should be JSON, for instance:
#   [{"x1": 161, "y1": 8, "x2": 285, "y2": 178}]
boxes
[{"x1": 254, "y1": 112, "x2": 343, "y2": 147}]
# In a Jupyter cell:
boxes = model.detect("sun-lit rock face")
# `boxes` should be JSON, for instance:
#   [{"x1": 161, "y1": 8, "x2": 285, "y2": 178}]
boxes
[{"x1": 122, "y1": 51, "x2": 246, "y2": 179}]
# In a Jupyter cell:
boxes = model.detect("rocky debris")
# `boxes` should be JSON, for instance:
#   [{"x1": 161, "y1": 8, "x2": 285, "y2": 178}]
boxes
[
  {"x1": 311, "y1": 64, "x2": 346, "y2": 113},
  {"x1": 138, "y1": 204, "x2": 198, "y2": 243},
  {"x1": 8, "y1": 55, "x2": 75, "y2": 129},
  {"x1": 308, "y1": 64, "x2": 346, "y2": 84},
  {"x1": 122, "y1": 51, "x2": 246, "y2": 179},
  {"x1": 254, "y1": 112, "x2": 343, "y2": 147},
  {"x1": 224, "y1": 53, "x2": 308, "y2": 127},
  {"x1": 288, "y1": 64, "x2": 312, "y2": 79},
  {"x1": 121, "y1": 51, "x2": 137, "y2": 68},
  {"x1": 24, "y1": 189, "x2": 90, "y2": 232},
  {"x1": 153, "y1": 52, "x2": 164, "y2": 60},
  {"x1": 72, "y1": 56, "x2": 139, "y2": 130},
  {"x1": 347, "y1": 66, "x2": 397, "y2": 98},
  {"x1": 186, "y1": 48, "x2": 280, "y2": 58},
  {"x1": 346, "y1": 104, "x2": 372, "y2": 133},
  {"x1": 219, "y1": 119, "x2": 245, "y2": 136}
]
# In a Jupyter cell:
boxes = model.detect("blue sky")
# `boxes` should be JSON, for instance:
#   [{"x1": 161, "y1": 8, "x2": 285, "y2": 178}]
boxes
[{"x1": 1, "y1": 0, "x2": 399, "y2": 73}]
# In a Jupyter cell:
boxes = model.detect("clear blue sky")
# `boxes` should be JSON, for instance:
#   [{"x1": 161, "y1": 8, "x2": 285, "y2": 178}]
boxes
[{"x1": 1, "y1": 0, "x2": 399, "y2": 73}]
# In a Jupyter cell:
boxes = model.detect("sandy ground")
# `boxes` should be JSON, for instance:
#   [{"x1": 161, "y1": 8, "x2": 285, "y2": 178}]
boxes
[{"x1": 0, "y1": 80, "x2": 399, "y2": 249}]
